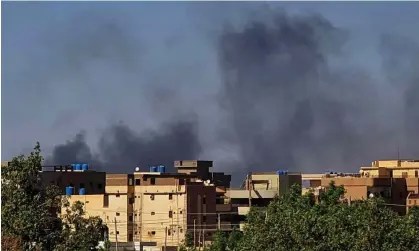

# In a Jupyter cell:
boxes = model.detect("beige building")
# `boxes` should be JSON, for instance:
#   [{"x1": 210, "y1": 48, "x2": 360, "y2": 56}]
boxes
[
  {"x1": 63, "y1": 160, "x2": 224, "y2": 250},
  {"x1": 360, "y1": 159, "x2": 419, "y2": 178},
  {"x1": 219, "y1": 171, "x2": 302, "y2": 231}
]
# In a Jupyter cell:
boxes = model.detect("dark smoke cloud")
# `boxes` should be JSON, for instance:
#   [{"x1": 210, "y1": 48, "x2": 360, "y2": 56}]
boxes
[
  {"x1": 22, "y1": 6, "x2": 418, "y2": 181},
  {"x1": 216, "y1": 11, "x2": 418, "y2": 174},
  {"x1": 46, "y1": 120, "x2": 201, "y2": 172},
  {"x1": 380, "y1": 35, "x2": 419, "y2": 155}
]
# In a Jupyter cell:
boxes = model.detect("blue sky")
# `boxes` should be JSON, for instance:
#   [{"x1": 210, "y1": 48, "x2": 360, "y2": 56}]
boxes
[{"x1": 2, "y1": 2, "x2": 419, "y2": 174}]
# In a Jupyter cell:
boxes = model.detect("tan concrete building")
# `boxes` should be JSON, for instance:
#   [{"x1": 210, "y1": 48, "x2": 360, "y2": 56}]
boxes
[
  {"x1": 360, "y1": 159, "x2": 419, "y2": 178},
  {"x1": 219, "y1": 171, "x2": 302, "y2": 231},
  {"x1": 62, "y1": 160, "x2": 226, "y2": 250}
]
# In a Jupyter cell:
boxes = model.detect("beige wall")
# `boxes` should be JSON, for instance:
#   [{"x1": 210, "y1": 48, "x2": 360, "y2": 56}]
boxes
[
  {"x1": 251, "y1": 174, "x2": 280, "y2": 190},
  {"x1": 62, "y1": 193, "x2": 132, "y2": 243},
  {"x1": 135, "y1": 184, "x2": 187, "y2": 247}
]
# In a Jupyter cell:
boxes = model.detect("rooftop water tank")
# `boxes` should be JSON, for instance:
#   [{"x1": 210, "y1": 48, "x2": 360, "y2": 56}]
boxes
[
  {"x1": 79, "y1": 188, "x2": 86, "y2": 195},
  {"x1": 158, "y1": 165, "x2": 166, "y2": 173},
  {"x1": 65, "y1": 186, "x2": 73, "y2": 196},
  {"x1": 75, "y1": 164, "x2": 81, "y2": 171},
  {"x1": 82, "y1": 164, "x2": 88, "y2": 171},
  {"x1": 151, "y1": 166, "x2": 158, "y2": 172},
  {"x1": 277, "y1": 170, "x2": 284, "y2": 175},
  {"x1": 71, "y1": 164, "x2": 76, "y2": 171}
]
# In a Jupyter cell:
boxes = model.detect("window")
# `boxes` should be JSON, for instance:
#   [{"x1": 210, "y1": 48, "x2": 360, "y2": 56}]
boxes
[
  {"x1": 179, "y1": 228, "x2": 183, "y2": 233},
  {"x1": 409, "y1": 200, "x2": 412, "y2": 204},
  {"x1": 98, "y1": 183, "x2": 103, "y2": 189},
  {"x1": 103, "y1": 195, "x2": 109, "y2": 208},
  {"x1": 116, "y1": 194, "x2": 120, "y2": 198},
  {"x1": 180, "y1": 210, "x2": 183, "y2": 214},
  {"x1": 135, "y1": 179, "x2": 141, "y2": 185},
  {"x1": 135, "y1": 231, "x2": 138, "y2": 235},
  {"x1": 168, "y1": 229, "x2": 172, "y2": 236},
  {"x1": 150, "y1": 195, "x2": 155, "y2": 200},
  {"x1": 151, "y1": 212, "x2": 155, "y2": 215},
  {"x1": 129, "y1": 216, "x2": 133, "y2": 222},
  {"x1": 151, "y1": 178, "x2": 156, "y2": 185},
  {"x1": 116, "y1": 213, "x2": 120, "y2": 216},
  {"x1": 129, "y1": 234, "x2": 133, "y2": 241},
  {"x1": 151, "y1": 231, "x2": 156, "y2": 235},
  {"x1": 169, "y1": 211, "x2": 173, "y2": 218},
  {"x1": 203, "y1": 216, "x2": 207, "y2": 223},
  {"x1": 169, "y1": 194, "x2": 173, "y2": 200},
  {"x1": 116, "y1": 231, "x2": 119, "y2": 235}
]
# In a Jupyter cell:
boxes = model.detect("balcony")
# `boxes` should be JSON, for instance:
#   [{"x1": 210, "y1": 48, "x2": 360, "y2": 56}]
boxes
[{"x1": 216, "y1": 204, "x2": 232, "y2": 212}]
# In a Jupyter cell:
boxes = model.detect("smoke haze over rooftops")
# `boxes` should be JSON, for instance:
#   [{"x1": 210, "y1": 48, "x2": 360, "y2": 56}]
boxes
[{"x1": 2, "y1": 2, "x2": 419, "y2": 183}]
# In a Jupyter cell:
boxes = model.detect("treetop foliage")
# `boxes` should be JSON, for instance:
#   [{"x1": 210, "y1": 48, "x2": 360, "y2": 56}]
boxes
[{"x1": 2, "y1": 143, "x2": 107, "y2": 251}]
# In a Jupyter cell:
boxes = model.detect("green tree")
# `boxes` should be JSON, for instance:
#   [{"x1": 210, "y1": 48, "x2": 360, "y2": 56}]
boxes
[
  {"x1": 227, "y1": 227, "x2": 242, "y2": 251},
  {"x1": 1, "y1": 143, "x2": 107, "y2": 251},
  {"x1": 55, "y1": 200, "x2": 106, "y2": 251},
  {"x1": 1, "y1": 143, "x2": 62, "y2": 250},
  {"x1": 208, "y1": 230, "x2": 227, "y2": 251},
  {"x1": 235, "y1": 182, "x2": 419, "y2": 251}
]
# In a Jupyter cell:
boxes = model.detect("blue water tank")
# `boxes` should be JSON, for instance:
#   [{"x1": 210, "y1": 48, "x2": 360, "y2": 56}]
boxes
[
  {"x1": 82, "y1": 164, "x2": 88, "y2": 171},
  {"x1": 158, "y1": 165, "x2": 166, "y2": 173},
  {"x1": 152, "y1": 166, "x2": 158, "y2": 172},
  {"x1": 79, "y1": 188, "x2": 86, "y2": 195},
  {"x1": 149, "y1": 166, "x2": 154, "y2": 172},
  {"x1": 277, "y1": 170, "x2": 283, "y2": 175},
  {"x1": 65, "y1": 187, "x2": 71, "y2": 196},
  {"x1": 69, "y1": 186, "x2": 74, "y2": 195},
  {"x1": 71, "y1": 164, "x2": 76, "y2": 170},
  {"x1": 75, "y1": 164, "x2": 81, "y2": 170}
]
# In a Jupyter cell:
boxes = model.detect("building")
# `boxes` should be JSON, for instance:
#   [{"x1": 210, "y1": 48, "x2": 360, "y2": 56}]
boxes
[
  {"x1": 407, "y1": 193, "x2": 419, "y2": 213},
  {"x1": 360, "y1": 159, "x2": 419, "y2": 178},
  {"x1": 218, "y1": 171, "x2": 302, "y2": 231},
  {"x1": 300, "y1": 160, "x2": 419, "y2": 215},
  {"x1": 63, "y1": 160, "x2": 228, "y2": 250},
  {"x1": 1, "y1": 161, "x2": 106, "y2": 195}
]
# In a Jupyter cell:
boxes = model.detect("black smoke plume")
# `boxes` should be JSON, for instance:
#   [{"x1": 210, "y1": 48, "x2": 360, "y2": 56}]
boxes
[
  {"x1": 216, "y1": 11, "x2": 418, "y2": 174},
  {"x1": 46, "y1": 120, "x2": 201, "y2": 172},
  {"x1": 37, "y1": 7, "x2": 419, "y2": 179}
]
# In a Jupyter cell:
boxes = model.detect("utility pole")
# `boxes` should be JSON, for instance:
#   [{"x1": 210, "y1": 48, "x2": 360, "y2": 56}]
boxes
[
  {"x1": 164, "y1": 226, "x2": 168, "y2": 251},
  {"x1": 193, "y1": 219, "x2": 196, "y2": 248},
  {"x1": 203, "y1": 225, "x2": 205, "y2": 249},
  {"x1": 114, "y1": 217, "x2": 118, "y2": 251},
  {"x1": 198, "y1": 226, "x2": 201, "y2": 250},
  {"x1": 217, "y1": 213, "x2": 221, "y2": 230},
  {"x1": 132, "y1": 210, "x2": 135, "y2": 242},
  {"x1": 248, "y1": 173, "x2": 252, "y2": 207}
]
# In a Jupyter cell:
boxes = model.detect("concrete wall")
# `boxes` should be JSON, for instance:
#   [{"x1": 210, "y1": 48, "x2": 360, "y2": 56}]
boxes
[
  {"x1": 136, "y1": 183, "x2": 187, "y2": 247},
  {"x1": 63, "y1": 194, "x2": 131, "y2": 242}
]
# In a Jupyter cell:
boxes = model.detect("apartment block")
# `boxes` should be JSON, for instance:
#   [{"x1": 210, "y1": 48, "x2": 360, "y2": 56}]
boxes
[
  {"x1": 218, "y1": 171, "x2": 302, "y2": 231},
  {"x1": 60, "y1": 160, "x2": 228, "y2": 250}
]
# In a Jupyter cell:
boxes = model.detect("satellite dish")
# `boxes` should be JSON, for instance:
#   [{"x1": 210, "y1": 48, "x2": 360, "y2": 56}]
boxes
[
  {"x1": 135, "y1": 167, "x2": 140, "y2": 172},
  {"x1": 369, "y1": 193, "x2": 374, "y2": 198}
]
